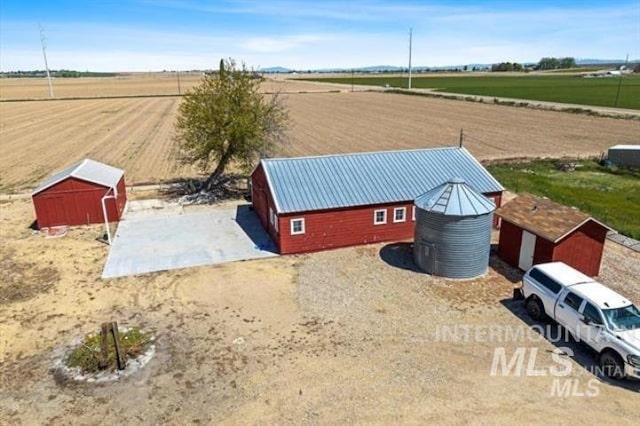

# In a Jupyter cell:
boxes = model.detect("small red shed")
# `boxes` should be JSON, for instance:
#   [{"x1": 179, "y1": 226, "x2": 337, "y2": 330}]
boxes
[
  {"x1": 32, "y1": 159, "x2": 127, "y2": 229},
  {"x1": 495, "y1": 194, "x2": 611, "y2": 276}
]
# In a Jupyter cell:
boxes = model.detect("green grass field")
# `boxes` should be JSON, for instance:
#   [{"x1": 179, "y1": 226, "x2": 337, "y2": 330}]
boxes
[
  {"x1": 305, "y1": 75, "x2": 640, "y2": 110},
  {"x1": 486, "y1": 160, "x2": 640, "y2": 239}
]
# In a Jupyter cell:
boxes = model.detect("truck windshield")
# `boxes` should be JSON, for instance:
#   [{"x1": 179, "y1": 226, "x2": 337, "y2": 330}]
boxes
[{"x1": 602, "y1": 304, "x2": 640, "y2": 331}]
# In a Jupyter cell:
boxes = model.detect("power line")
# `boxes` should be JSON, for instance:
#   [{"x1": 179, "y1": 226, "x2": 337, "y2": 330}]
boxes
[
  {"x1": 39, "y1": 24, "x2": 54, "y2": 98},
  {"x1": 614, "y1": 53, "x2": 628, "y2": 108},
  {"x1": 461, "y1": 132, "x2": 507, "y2": 152},
  {"x1": 408, "y1": 28, "x2": 413, "y2": 90}
]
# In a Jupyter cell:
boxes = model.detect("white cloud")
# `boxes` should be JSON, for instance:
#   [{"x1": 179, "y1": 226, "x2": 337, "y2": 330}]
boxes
[{"x1": 241, "y1": 34, "x2": 333, "y2": 54}]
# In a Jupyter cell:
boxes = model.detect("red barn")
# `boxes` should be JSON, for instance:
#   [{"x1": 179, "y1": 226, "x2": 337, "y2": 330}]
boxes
[
  {"x1": 251, "y1": 147, "x2": 504, "y2": 255},
  {"x1": 32, "y1": 159, "x2": 127, "y2": 229},
  {"x1": 495, "y1": 194, "x2": 611, "y2": 276}
]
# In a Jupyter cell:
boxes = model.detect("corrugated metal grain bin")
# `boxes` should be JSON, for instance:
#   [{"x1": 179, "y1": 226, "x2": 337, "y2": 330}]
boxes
[
  {"x1": 608, "y1": 145, "x2": 640, "y2": 168},
  {"x1": 413, "y1": 178, "x2": 495, "y2": 279}
]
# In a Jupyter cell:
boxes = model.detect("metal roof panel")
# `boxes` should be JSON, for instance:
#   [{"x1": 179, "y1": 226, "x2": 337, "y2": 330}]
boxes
[
  {"x1": 414, "y1": 177, "x2": 496, "y2": 216},
  {"x1": 262, "y1": 147, "x2": 503, "y2": 213},
  {"x1": 33, "y1": 159, "x2": 124, "y2": 195}
]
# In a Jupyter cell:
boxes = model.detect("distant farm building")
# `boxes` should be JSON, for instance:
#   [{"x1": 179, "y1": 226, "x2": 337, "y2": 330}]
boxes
[
  {"x1": 495, "y1": 194, "x2": 610, "y2": 276},
  {"x1": 251, "y1": 147, "x2": 504, "y2": 255},
  {"x1": 608, "y1": 145, "x2": 640, "y2": 168},
  {"x1": 32, "y1": 159, "x2": 127, "y2": 229}
]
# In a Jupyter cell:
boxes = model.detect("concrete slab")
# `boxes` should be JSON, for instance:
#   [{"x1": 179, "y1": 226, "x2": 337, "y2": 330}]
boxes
[{"x1": 102, "y1": 202, "x2": 277, "y2": 278}]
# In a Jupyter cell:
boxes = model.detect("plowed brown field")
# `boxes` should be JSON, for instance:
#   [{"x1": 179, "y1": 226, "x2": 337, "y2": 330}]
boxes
[
  {"x1": 0, "y1": 74, "x2": 343, "y2": 100},
  {"x1": 282, "y1": 92, "x2": 639, "y2": 159},
  {"x1": 0, "y1": 97, "x2": 192, "y2": 190},
  {"x1": 1, "y1": 89, "x2": 638, "y2": 191}
]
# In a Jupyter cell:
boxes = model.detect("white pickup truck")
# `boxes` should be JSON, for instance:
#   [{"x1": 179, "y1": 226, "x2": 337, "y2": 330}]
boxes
[{"x1": 518, "y1": 262, "x2": 640, "y2": 380}]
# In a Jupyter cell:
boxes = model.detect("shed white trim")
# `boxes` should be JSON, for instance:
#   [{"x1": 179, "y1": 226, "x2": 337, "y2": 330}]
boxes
[
  {"x1": 33, "y1": 159, "x2": 124, "y2": 195},
  {"x1": 551, "y1": 218, "x2": 613, "y2": 243}
]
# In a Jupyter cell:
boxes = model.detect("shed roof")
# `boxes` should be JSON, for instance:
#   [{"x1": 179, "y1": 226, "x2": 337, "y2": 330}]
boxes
[
  {"x1": 33, "y1": 159, "x2": 124, "y2": 195},
  {"x1": 414, "y1": 177, "x2": 496, "y2": 217},
  {"x1": 258, "y1": 147, "x2": 503, "y2": 214},
  {"x1": 495, "y1": 194, "x2": 611, "y2": 243}
]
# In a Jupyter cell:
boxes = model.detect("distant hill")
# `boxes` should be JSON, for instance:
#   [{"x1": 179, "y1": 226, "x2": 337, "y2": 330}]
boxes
[
  {"x1": 5, "y1": 59, "x2": 638, "y2": 77},
  {"x1": 258, "y1": 66, "x2": 292, "y2": 73},
  {"x1": 259, "y1": 59, "x2": 640, "y2": 74},
  {"x1": 353, "y1": 65, "x2": 405, "y2": 72},
  {"x1": 577, "y1": 58, "x2": 639, "y2": 65}
]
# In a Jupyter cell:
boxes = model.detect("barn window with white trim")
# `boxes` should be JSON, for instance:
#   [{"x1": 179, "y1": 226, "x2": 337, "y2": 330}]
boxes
[
  {"x1": 290, "y1": 218, "x2": 305, "y2": 235},
  {"x1": 374, "y1": 209, "x2": 387, "y2": 225},
  {"x1": 394, "y1": 207, "x2": 406, "y2": 223}
]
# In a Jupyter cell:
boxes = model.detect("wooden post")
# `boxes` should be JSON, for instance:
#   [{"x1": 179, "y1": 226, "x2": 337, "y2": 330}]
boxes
[
  {"x1": 98, "y1": 321, "x2": 127, "y2": 370},
  {"x1": 99, "y1": 322, "x2": 110, "y2": 369},
  {"x1": 111, "y1": 321, "x2": 127, "y2": 371}
]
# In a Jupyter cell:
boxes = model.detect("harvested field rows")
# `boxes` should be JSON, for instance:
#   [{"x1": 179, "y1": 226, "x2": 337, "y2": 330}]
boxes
[
  {"x1": 0, "y1": 97, "x2": 196, "y2": 190},
  {"x1": 0, "y1": 74, "x2": 202, "y2": 99},
  {"x1": 283, "y1": 92, "x2": 639, "y2": 159},
  {"x1": 0, "y1": 75, "x2": 344, "y2": 100},
  {"x1": 1, "y1": 91, "x2": 638, "y2": 191}
]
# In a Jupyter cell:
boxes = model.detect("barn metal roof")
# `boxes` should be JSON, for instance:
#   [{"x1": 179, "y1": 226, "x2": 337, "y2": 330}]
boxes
[
  {"x1": 33, "y1": 159, "x2": 124, "y2": 195},
  {"x1": 259, "y1": 147, "x2": 503, "y2": 214},
  {"x1": 414, "y1": 177, "x2": 496, "y2": 216}
]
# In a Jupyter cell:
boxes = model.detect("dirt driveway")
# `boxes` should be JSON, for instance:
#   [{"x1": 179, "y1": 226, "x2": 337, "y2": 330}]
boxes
[{"x1": 1, "y1": 198, "x2": 639, "y2": 424}]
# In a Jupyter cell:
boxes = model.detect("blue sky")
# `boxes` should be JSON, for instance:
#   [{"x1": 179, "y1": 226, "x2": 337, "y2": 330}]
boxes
[{"x1": 1, "y1": 0, "x2": 638, "y2": 71}]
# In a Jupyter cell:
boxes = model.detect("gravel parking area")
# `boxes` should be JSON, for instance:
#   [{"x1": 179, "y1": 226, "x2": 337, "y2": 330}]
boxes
[{"x1": 290, "y1": 242, "x2": 640, "y2": 421}]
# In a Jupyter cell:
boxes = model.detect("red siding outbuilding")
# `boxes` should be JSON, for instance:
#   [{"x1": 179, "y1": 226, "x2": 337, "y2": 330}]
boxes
[
  {"x1": 32, "y1": 159, "x2": 127, "y2": 229},
  {"x1": 251, "y1": 148, "x2": 504, "y2": 255},
  {"x1": 496, "y1": 194, "x2": 610, "y2": 277}
]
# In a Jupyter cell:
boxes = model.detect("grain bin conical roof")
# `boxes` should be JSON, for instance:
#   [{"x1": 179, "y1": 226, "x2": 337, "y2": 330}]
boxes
[{"x1": 414, "y1": 177, "x2": 495, "y2": 217}]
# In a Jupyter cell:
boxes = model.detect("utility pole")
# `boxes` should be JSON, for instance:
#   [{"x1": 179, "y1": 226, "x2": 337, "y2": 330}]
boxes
[
  {"x1": 459, "y1": 128, "x2": 464, "y2": 148},
  {"x1": 39, "y1": 24, "x2": 54, "y2": 98},
  {"x1": 614, "y1": 53, "x2": 628, "y2": 108},
  {"x1": 351, "y1": 69, "x2": 354, "y2": 92},
  {"x1": 176, "y1": 70, "x2": 182, "y2": 95},
  {"x1": 408, "y1": 28, "x2": 413, "y2": 90}
]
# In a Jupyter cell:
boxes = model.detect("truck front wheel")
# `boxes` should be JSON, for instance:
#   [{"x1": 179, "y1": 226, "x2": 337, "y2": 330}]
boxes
[
  {"x1": 525, "y1": 297, "x2": 545, "y2": 321},
  {"x1": 599, "y1": 350, "x2": 625, "y2": 380}
]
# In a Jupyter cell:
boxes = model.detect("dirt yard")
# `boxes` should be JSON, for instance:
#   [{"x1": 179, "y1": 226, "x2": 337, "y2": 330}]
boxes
[
  {"x1": 0, "y1": 198, "x2": 638, "y2": 424},
  {"x1": 2, "y1": 89, "x2": 638, "y2": 191}
]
